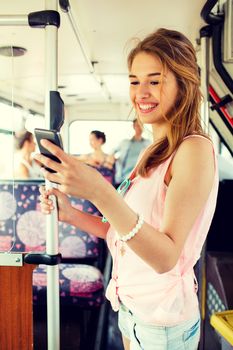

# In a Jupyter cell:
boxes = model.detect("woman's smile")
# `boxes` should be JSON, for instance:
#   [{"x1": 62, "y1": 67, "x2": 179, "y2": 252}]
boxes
[{"x1": 137, "y1": 102, "x2": 159, "y2": 114}]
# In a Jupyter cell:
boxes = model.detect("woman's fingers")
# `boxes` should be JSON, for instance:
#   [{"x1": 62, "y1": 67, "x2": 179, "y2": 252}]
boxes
[
  {"x1": 34, "y1": 139, "x2": 70, "y2": 173},
  {"x1": 40, "y1": 167, "x2": 63, "y2": 184},
  {"x1": 33, "y1": 153, "x2": 62, "y2": 173},
  {"x1": 39, "y1": 186, "x2": 59, "y2": 214},
  {"x1": 39, "y1": 185, "x2": 58, "y2": 197},
  {"x1": 39, "y1": 193, "x2": 54, "y2": 214},
  {"x1": 41, "y1": 139, "x2": 68, "y2": 163},
  {"x1": 35, "y1": 140, "x2": 102, "y2": 200},
  {"x1": 39, "y1": 186, "x2": 63, "y2": 214},
  {"x1": 39, "y1": 185, "x2": 46, "y2": 195}
]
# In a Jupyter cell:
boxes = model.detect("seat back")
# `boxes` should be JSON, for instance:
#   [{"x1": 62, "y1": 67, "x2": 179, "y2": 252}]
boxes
[
  {"x1": 0, "y1": 180, "x2": 45, "y2": 253},
  {"x1": 0, "y1": 180, "x2": 102, "y2": 261},
  {"x1": 97, "y1": 165, "x2": 115, "y2": 185},
  {"x1": 206, "y1": 252, "x2": 233, "y2": 318},
  {"x1": 207, "y1": 180, "x2": 233, "y2": 252},
  {"x1": 0, "y1": 165, "x2": 115, "y2": 261}
]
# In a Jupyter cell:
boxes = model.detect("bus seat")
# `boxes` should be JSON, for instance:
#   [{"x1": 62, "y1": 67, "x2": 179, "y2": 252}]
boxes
[
  {"x1": 97, "y1": 165, "x2": 115, "y2": 185},
  {"x1": 0, "y1": 179, "x2": 108, "y2": 308},
  {"x1": 205, "y1": 252, "x2": 233, "y2": 348},
  {"x1": 206, "y1": 180, "x2": 233, "y2": 252},
  {"x1": 206, "y1": 252, "x2": 233, "y2": 318},
  {"x1": 33, "y1": 264, "x2": 104, "y2": 307}
]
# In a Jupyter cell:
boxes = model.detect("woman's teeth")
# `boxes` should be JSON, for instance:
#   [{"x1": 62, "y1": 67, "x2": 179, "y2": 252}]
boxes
[{"x1": 138, "y1": 103, "x2": 158, "y2": 111}]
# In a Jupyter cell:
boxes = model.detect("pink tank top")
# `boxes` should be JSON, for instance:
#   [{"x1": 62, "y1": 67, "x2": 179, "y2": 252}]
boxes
[{"x1": 106, "y1": 135, "x2": 219, "y2": 326}]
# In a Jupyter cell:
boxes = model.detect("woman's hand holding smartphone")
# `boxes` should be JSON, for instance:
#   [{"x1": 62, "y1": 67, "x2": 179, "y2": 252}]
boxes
[{"x1": 34, "y1": 128, "x2": 63, "y2": 173}]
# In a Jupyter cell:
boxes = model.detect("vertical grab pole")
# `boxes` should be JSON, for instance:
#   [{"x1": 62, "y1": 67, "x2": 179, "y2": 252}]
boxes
[
  {"x1": 199, "y1": 26, "x2": 211, "y2": 350},
  {"x1": 200, "y1": 27, "x2": 211, "y2": 133},
  {"x1": 44, "y1": 0, "x2": 60, "y2": 349}
]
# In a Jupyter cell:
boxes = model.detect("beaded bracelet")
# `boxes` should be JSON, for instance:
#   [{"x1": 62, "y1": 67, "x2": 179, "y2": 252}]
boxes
[{"x1": 118, "y1": 214, "x2": 144, "y2": 242}]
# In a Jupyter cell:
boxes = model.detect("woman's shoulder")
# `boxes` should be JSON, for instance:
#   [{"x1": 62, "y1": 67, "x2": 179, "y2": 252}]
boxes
[
  {"x1": 182, "y1": 133, "x2": 212, "y2": 143},
  {"x1": 179, "y1": 134, "x2": 213, "y2": 155},
  {"x1": 162, "y1": 134, "x2": 214, "y2": 171},
  {"x1": 173, "y1": 134, "x2": 215, "y2": 174}
]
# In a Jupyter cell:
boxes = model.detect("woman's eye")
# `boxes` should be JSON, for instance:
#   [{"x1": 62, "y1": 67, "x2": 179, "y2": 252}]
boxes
[
  {"x1": 150, "y1": 81, "x2": 159, "y2": 85},
  {"x1": 130, "y1": 81, "x2": 139, "y2": 85}
]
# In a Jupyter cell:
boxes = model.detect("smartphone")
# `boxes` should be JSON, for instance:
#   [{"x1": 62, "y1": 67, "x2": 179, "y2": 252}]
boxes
[{"x1": 34, "y1": 128, "x2": 63, "y2": 173}]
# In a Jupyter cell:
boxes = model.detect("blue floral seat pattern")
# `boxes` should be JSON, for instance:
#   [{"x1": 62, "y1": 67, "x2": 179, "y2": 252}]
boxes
[
  {"x1": 0, "y1": 179, "x2": 109, "y2": 307},
  {"x1": 0, "y1": 183, "x2": 101, "y2": 258},
  {"x1": 97, "y1": 166, "x2": 115, "y2": 185},
  {"x1": 33, "y1": 264, "x2": 104, "y2": 307}
]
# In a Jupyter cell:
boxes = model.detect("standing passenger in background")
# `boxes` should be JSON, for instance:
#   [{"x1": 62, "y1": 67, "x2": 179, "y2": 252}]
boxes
[
  {"x1": 14, "y1": 130, "x2": 42, "y2": 179},
  {"x1": 111, "y1": 119, "x2": 150, "y2": 187},
  {"x1": 36, "y1": 28, "x2": 218, "y2": 350}
]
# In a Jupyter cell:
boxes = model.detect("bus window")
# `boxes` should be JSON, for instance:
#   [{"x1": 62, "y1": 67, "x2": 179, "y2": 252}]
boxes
[{"x1": 69, "y1": 119, "x2": 153, "y2": 155}]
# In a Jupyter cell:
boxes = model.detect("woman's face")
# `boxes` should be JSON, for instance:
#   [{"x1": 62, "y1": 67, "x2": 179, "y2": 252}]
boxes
[
  {"x1": 129, "y1": 52, "x2": 178, "y2": 129},
  {"x1": 89, "y1": 133, "x2": 103, "y2": 150}
]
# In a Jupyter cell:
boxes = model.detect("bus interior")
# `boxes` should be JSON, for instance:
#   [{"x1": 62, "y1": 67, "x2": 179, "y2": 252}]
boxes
[{"x1": 0, "y1": 0, "x2": 232, "y2": 349}]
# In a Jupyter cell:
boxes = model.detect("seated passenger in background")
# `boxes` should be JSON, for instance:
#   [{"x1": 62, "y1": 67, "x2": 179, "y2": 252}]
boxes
[
  {"x1": 110, "y1": 118, "x2": 151, "y2": 187},
  {"x1": 14, "y1": 130, "x2": 42, "y2": 179},
  {"x1": 77, "y1": 130, "x2": 114, "y2": 169}
]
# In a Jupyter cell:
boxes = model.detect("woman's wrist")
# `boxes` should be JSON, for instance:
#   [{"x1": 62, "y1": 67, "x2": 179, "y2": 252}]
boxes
[
  {"x1": 91, "y1": 177, "x2": 115, "y2": 209},
  {"x1": 86, "y1": 168, "x2": 109, "y2": 202},
  {"x1": 66, "y1": 206, "x2": 80, "y2": 226}
]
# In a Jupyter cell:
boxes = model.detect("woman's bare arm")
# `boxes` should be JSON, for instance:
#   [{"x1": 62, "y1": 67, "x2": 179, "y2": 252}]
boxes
[
  {"x1": 35, "y1": 137, "x2": 215, "y2": 273},
  {"x1": 40, "y1": 187, "x2": 110, "y2": 239}
]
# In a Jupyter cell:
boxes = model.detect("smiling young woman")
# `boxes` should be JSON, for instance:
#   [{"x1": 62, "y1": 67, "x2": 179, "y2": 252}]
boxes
[{"x1": 35, "y1": 28, "x2": 218, "y2": 350}]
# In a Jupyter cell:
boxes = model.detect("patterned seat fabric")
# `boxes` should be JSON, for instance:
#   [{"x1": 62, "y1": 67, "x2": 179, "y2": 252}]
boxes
[
  {"x1": 0, "y1": 173, "x2": 114, "y2": 307},
  {"x1": 33, "y1": 264, "x2": 104, "y2": 307},
  {"x1": 97, "y1": 165, "x2": 115, "y2": 186},
  {"x1": 60, "y1": 197, "x2": 100, "y2": 259}
]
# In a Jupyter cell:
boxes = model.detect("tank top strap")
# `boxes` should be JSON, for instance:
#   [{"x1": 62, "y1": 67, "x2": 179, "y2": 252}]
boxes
[
  {"x1": 183, "y1": 133, "x2": 213, "y2": 145},
  {"x1": 182, "y1": 134, "x2": 215, "y2": 151},
  {"x1": 159, "y1": 153, "x2": 175, "y2": 181},
  {"x1": 159, "y1": 134, "x2": 216, "y2": 183}
]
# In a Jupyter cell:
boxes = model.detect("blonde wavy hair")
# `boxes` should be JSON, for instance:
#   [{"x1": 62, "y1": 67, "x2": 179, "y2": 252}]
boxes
[{"x1": 127, "y1": 28, "x2": 207, "y2": 177}]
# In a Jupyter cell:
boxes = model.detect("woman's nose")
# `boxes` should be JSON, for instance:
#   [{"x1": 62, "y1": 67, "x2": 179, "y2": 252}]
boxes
[{"x1": 137, "y1": 83, "x2": 150, "y2": 99}]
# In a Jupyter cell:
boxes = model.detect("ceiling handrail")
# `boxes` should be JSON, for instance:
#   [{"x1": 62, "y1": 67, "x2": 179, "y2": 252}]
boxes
[
  {"x1": 201, "y1": 0, "x2": 223, "y2": 24},
  {"x1": 59, "y1": 0, "x2": 111, "y2": 100},
  {"x1": 200, "y1": 0, "x2": 233, "y2": 95}
]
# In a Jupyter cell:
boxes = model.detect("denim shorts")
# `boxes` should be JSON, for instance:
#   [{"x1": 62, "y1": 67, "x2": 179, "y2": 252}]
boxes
[{"x1": 118, "y1": 303, "x2": 200, "y2": 350}]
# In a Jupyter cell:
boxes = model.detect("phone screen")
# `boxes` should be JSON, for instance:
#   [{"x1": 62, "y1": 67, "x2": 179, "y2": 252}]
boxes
[{"x1": 34, "y1": 128, "x2": 63, "y2": 173}]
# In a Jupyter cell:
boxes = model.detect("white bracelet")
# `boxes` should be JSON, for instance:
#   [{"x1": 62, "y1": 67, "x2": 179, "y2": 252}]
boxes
[{"x1": 118, "y1": 214, "x2": 144, "y2": 242}]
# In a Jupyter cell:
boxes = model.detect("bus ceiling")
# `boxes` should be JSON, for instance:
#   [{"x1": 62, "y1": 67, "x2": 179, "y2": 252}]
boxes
[{"x1": 0, "y1": 0, "x2": 232, "y2": 145}]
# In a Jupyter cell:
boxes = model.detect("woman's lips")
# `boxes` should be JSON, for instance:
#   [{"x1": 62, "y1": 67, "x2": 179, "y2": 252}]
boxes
[{"x1": 137, "y1": 102, "x2": 159, "y2": 113}]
